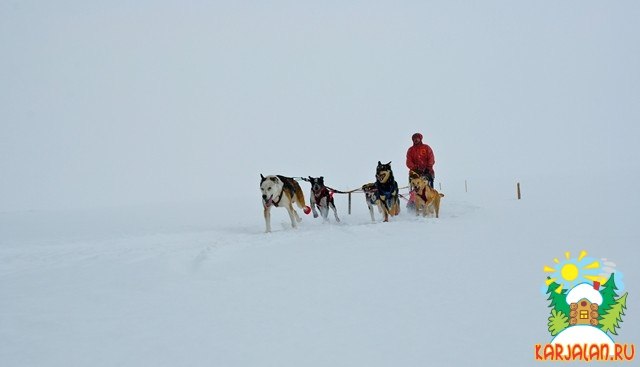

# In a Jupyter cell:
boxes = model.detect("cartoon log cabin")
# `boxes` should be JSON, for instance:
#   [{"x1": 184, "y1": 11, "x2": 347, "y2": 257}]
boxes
[{"x1": 566, "y1": 282, "x2": 602, "y2": 326}]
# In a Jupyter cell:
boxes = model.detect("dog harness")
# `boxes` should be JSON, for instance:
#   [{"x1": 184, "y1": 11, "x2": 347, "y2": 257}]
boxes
[
  {"x1": 271, "y1": 191, "x2": 284, "y2": 207},
  {"x1": 265, "y1": 176, "x2": 297, "y2": 208},
  {"x1": 414, "y1": 186, "x2": 428, "y2": 202},
  {"x1": 375, "y1": 180, "x2": 397, "y2": 198},
  {"x1": 313, "y1": 187, "x2": 333, "y2": 206},
  {"x1": 375, "y1": 180, "x2": 398, "y2": 210}
]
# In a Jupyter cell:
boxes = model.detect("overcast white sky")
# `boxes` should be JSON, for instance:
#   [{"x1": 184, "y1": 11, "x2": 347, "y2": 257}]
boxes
[{"x1": 1, "y1": 1, "x2": 639, "y2": 211}]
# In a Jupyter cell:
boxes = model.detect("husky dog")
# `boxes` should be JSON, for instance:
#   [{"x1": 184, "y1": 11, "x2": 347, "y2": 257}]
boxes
[
  {"x1": 374, "y1": 161, "x2": 400, "y2": 222},
  {"x1": 409, "y1": 171, "x2": 444, "y2": 218},
  {"x1": 260, "y1": 174, "x2": 307, "y2": 233},
  {"x1": 308, "y1": 176, "x2": 340, "y2": 223},
  {"x1": 361, "y1": 182, "x2": 378, "y2": 222}
]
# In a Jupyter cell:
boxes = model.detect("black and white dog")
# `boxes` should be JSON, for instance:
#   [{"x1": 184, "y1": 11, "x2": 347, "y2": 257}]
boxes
[{"x1": 308, "y1": 176, "x2": 340, "y2": 223}]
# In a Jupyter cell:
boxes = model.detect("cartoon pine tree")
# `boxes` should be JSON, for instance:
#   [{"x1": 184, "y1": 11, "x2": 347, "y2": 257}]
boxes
[
  {"x1": 600, "y1": 293, "x2": 628, "y2": 335},
  {"x1": 599, "y1": 273, "x2": 619, "y2": 317},
  {"x1": 545, "y1": 277, "x2": 570, "y2": 317},
  {"x1": 548, "y1": 309, "x2": 569, "y2": 336}
]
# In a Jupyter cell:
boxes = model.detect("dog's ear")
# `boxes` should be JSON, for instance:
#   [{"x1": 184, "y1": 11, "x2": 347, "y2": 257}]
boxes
[
  {"x1": 271, "y1": 176, "x2": 278, "y2": 182},
  {"x1": 387, "y1": 161, "x2": 392, "y2": 165},
  {"x1": 260, "y1": 174, "x2": 265, "y2": 182},
  {"x1": 320, "y1": 176, "x2": 324, "y2": 180},
  {"x1": 308, "y1": 176, "x2": 313, "y2": 181},
  {"x1": 378, "y1": 161, "x2": 382, "y2": 166}
]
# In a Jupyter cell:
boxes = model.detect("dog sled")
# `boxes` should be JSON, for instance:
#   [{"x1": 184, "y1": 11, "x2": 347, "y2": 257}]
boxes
[{"x1": 261, "y1": 163, "x2": 444, "y2": 231}]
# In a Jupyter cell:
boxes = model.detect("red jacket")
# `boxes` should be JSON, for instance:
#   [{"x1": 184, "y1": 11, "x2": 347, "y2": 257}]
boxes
[{"x1": 406, "y1": 142, "x2": 435, "y2": 176}]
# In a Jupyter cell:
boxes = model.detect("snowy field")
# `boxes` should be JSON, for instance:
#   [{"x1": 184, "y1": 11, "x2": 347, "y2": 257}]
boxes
[
  {"x1": 2, "y1": 1, "x2": 639, "y2": 366},
  {"x1": 2, "y1": 172, "x2": 638, "y2": 366}
]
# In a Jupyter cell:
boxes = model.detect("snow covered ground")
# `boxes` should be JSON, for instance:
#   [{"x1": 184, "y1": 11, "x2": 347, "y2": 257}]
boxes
[
  {"x1": 1, "y1": 171, "x2": 638, "y2": 366},
  {"x1": 2, "y1": 1, "x2": 639, "y2": 366}
]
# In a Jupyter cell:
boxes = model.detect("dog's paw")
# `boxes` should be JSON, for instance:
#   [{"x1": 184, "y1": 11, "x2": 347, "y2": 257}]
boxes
[{"x1": 313, "y1": 213, "x2": 318, "y2": 218}]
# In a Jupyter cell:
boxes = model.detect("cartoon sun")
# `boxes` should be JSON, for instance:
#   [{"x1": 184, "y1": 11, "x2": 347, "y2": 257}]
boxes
[{"x1": 543, "y1": 251, "x2": 607, "y2": 293}]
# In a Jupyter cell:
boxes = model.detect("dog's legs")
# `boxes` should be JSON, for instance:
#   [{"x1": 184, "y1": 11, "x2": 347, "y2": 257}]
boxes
[
  {"x1": 291, "y1": 193, "x2": 302, "y2": 223},
  {"x1": 379, "y1": 201, "x2": 389, "y2": 222},
  {"x1": 390, "y1": 195, "x2": 400, "y2": 216},
  {"x1": 367, "y1": 199, "x2": 375, "y2": 222},
  {"x1": 386, "y1": 197, "x2": 399, "y2": 217},
  {"x1": 293, "y1": 206, "x2": 302, "y2": 223},
  {"x1": 330, "y1": 201, "x2": 340, "y2": 222},
  {"x1": 428, "y1": 201, "x2": 436, "y2": 217},
  {"x1": 286, "y1": 204, "x2": 299, "y2": 228},
  {"x1": 310, "y1": 193, "x2": 319, "y2": 218},
  {"x1": 434, "y1": 198, "x2": 440, "y2": 218},
  {"x1": 264, "y1": 206, "x2": 272, "y2": 233},
  {"x1": 320, "y1": 197, "x2": 330, "y2": 222}
]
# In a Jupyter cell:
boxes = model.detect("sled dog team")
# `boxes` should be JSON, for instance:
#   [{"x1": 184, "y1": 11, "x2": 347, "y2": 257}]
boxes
[{"x1": 260, "y1": 161, "x2": 444, "y2": 233}]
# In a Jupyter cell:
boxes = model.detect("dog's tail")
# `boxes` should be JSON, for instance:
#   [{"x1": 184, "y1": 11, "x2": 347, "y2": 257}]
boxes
[{"x1": 292, "y1": 180, "x2": 306, "y2": 209}]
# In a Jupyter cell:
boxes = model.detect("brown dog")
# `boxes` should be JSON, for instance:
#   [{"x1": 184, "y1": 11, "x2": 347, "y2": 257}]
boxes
[{"x1": 409, "y1": 171, "x2": 444, "y2": 218}]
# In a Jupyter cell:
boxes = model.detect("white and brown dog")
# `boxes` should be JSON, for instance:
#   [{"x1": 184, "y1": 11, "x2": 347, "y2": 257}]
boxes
[
  {"x1": 260, "y1": 174, "x2": 308, "y2": 233},
  {"x1": 308, "y1": 176, "x2": 340, "y2": 223},
  {"x1": 409, "y1": 171, "x2": 444, "y2": 218}
]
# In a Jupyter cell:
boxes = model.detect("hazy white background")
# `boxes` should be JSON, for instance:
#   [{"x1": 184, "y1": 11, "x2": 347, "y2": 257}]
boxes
[
  {"x1": 2, "y1": 3, "x2": 640, "y2": 366},
  {"x1": 2, "y1": 1, "x2": 639, "y2": 211}
]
